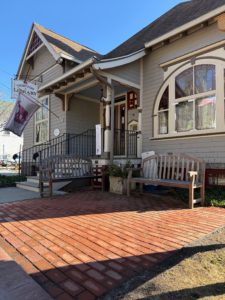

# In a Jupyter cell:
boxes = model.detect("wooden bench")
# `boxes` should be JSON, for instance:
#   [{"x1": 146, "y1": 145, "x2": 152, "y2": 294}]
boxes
[{"x1": 127, "y1": 153, "x2": 206, "y2": 209}]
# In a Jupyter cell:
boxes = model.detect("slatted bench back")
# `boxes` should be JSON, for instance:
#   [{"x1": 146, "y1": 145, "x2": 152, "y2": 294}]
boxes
[{"x1": 142, "y1": 153, "x2": 205, "y2": 184}]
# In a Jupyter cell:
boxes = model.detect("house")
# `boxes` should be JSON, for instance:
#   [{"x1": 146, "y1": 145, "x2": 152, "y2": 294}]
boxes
[
  {"x1": 0, "y1": 100, "x2": 23, "y2": 161},
  {"x1": 17, "y1": 0, "x2": 225, "y2": 187}
]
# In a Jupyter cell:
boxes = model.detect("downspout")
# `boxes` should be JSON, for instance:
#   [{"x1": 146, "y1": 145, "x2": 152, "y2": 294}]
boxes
[{"x1": 90, "y1": 66, "x2": 114, "y2": 163}]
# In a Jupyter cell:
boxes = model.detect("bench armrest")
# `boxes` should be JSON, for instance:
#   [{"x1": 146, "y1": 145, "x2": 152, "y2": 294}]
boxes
[{"x1": 188, "y1": 171, "x2": 198, "y2": 184}]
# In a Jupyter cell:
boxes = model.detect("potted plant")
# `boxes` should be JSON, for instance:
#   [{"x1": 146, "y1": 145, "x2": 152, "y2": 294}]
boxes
[{"x1": 108, "y1": 161, "x2": 136, "y2": 195}]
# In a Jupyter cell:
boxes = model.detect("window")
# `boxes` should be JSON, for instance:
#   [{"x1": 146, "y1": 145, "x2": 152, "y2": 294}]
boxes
[
  {"x1": 158, "y1": 87, "x2": 169, "y2": 134},
  {"x1": 35, "y1": 96, "x2": 49, "y2": 144},
  {"x1": 154, "y1": 62, "x2": 223, "y2": 138}
]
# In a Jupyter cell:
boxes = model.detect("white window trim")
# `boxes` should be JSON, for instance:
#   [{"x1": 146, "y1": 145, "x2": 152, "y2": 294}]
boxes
[
  {"x1": 34, "y1": 95, "x2": 50, "y2": 145},
  {"x1": 153, "y1": 59, "x2": 225, "y2": 139}
]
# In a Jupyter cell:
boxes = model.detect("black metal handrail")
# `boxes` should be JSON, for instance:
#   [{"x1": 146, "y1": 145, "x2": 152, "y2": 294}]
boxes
[
  {"x1": 15, "y1": 128, "x2": 137, "y2": 177},
  {"x1": 114, "y1": 129, "x2": 137, "y2": 157}
]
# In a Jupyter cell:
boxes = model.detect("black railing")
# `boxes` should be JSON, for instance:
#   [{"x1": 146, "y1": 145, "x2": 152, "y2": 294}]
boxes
[
  {"x1": 114, "y1": 129, "x2": 137, "y2": 157},
  {"x1": 16, "y1": 128, "x2": 137, "y2": 177},
  {"x1": 17, "y1": 129, "x2": 97, "y2": 176}
]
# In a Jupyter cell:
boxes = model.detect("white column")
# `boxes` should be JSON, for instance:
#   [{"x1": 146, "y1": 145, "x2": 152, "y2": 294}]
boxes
[
  {"x1": 137, "y1": 59, "x2": 143, "y2": 158},
  {"x1": 137, "y1": 107, "x2": 142, "y2": 158},
  {"x1": 104, "y1": 84, "x2": 112, "y2": 157}
]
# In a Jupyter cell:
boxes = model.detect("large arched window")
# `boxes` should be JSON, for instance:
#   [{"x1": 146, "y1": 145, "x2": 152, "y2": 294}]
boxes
[{"x1": 154, "y1": 60, "x2": 224, "y2": 138}]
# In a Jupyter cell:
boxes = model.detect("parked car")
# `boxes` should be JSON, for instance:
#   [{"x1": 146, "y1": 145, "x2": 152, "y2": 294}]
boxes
[{"x1": 0, "y1": 160, "x2": 7, "y2": 167}]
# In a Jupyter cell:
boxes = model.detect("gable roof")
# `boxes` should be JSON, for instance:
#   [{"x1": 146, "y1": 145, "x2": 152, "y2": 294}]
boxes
[
  {"x1": 17, "y1": 23, "x2": 101, "y2": 78},
  {"x1": 35, "y1": 24, "x2": 101, "y2": 62},
  {"x1": 104, "y1": 0, "x2": 225, "y2": 59}
]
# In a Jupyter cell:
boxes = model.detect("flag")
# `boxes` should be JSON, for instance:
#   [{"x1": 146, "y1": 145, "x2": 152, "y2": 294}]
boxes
[{"x1": 4, "y1": 92, "x2": 40, "y2": 137}]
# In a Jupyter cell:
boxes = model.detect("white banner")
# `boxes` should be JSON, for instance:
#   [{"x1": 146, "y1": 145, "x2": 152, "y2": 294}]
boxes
[
  {"x1": 4, "y1": 92, "x2": 40, "y2": 137},
  {"x1": 12, "y1": 80, "x2": 38, "y2": 100},
  {"x1": 95, "y1": 124, "x2": 102, "y2": 156}
]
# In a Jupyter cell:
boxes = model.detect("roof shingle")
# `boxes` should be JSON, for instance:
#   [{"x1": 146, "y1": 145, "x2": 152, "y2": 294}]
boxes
[
  {"x1": 104, "y1": 0, "x2": 225, "y2": 59},
  {"x1": 35, "y1": 23, "x2": 101, "y2": 61}
]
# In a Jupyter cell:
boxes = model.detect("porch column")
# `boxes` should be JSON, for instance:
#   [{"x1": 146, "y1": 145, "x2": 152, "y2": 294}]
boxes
[
  {"x1": 104, "y1": 81, "x2": 113, "y2": 159},
  {"x1": 137, "y1": 59, "x2": 143, "y2": 158},
  {"x1": 137, "y1": 107, "x2": 142, "y2": 158}
]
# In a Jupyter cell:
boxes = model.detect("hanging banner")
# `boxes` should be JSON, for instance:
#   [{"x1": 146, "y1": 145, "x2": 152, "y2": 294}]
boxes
[
  {"x1": 4, "y1": 92, "x2": 40, "y2": 137},
  {"x1": 11, "y1": 79, "x2": 38, "y2": 100},
  {"x1": 95, "y1": 124, "x2": 102, "y2": 156}
]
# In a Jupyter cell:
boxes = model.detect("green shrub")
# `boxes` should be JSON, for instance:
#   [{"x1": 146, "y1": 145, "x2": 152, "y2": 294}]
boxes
[
  {"x1": 0, "y1": 175, "x2": 26, "y2": 188},
  {"x1": 176, "y1": 187, "x2": 225, "y2": 208}
]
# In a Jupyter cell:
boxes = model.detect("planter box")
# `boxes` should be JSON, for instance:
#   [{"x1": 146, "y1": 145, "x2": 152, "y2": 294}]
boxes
[
  {"x1": 109, "y1": 176, "x2": 136, "y2": 195},
  {"x1": 109, "y1": 176, "x2": 126, "y2": 195}
]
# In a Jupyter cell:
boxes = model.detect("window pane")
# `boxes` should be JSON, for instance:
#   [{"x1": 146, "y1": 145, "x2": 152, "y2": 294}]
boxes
[
  {"x1": 36, "y1": 108, "x2": 42, "y2": 121},
  {"x1": 195, "y1": 65, "x2": 215, "y2": 94},
  {"x1": 35, "y1": 124, "x2": 41, "y2": 143},
  {"x1": 159, "y1": 87, "x2": 169, "y2": 110},
  {"x1": 40, "y1": 121, "x2": 48, "y2": 142},
  {"x1": 176, "y1": 101, "x2": 193, "y2": 132},
  {"x1": 195, "y1": 95, "x2": 216, "y2": 130},
  {"x1": 158, "y1": 111, "x2": 168, "y2": 134},
  {"x1": 175, "y1": 67, "x2": 193, "y2": 98}
]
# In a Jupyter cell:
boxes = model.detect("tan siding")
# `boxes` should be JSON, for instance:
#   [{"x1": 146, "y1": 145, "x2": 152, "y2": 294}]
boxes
[
  {"x1": 22, "y1": 46, "x2": 64, "y2": 149},
  {"x1": 142, "y1": 23, "x2": 225, "y2": 165},
  {"x1": 23, "y1": 117, "x2": 34, "y2": 149},
  {"x1": 41, "y1": 64, "x2": 63, "y2": 87},
  {"x1": 49, "y1": 94, "x2": 67, "y2": 139},
  {"x1": 106, "y1": 60, "x2": 140, "y2": 85},
  {"x1": 67, "y1": 97, "x2": 100, "y2": 134},
  {"x1": 29, "y1": 46, "x2": 56, "y2": 79}
]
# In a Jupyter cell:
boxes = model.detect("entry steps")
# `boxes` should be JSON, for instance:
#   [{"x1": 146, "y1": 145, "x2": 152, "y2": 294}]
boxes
[{"x1": 16, "y1": 176, "x2": 71, "y2": 195}]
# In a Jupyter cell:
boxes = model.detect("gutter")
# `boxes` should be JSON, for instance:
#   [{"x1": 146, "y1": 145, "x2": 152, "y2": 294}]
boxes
[{"x1": 93, "y1": 49, "x2": 146, "y2": 70}]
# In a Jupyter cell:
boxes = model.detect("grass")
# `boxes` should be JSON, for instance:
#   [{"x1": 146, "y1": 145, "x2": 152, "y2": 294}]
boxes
[
  {"x1": 176, "y1": 187, "x2": 225, "y2": 208},
  {"x1": 0, "y1": 175, "x2": 26, "y2": 188}
]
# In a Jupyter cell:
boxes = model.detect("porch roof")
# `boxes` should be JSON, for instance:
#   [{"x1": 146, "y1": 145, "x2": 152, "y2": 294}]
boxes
[{"x1": 38, "y1": 57, "x2": 97, "y2": 95}]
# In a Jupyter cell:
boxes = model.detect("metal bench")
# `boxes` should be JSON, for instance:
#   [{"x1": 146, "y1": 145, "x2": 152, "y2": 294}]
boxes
[{"x1": 127, "y1": 153, "x2": 206, "y2": 209}]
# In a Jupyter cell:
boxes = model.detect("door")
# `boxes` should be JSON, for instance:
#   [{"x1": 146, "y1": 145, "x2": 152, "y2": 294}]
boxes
[{"x1": 114, "y1": 103, "x2": 126, "y2": 156}]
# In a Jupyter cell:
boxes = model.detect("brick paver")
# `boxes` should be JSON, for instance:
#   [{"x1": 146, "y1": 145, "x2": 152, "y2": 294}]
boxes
[{"x1": 0, "y1": 191, "x2": 225, "y2": 299}]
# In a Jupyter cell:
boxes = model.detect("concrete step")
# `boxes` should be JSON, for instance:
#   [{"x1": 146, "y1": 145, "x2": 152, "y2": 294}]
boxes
[
  {"x1": 27, "y1": 176, "x2": 49, "y2": 186},
  {"x1": 16, "y1": 179, "x2": 71, "y2": 194},
  {"x1": 16, "y1": 181, "x2": 41, "y2": 193}
]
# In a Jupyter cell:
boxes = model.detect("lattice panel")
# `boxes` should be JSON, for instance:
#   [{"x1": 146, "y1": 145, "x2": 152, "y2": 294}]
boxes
[{"x1": 27, "y1": 32, "x2": 43, "y2": 56}]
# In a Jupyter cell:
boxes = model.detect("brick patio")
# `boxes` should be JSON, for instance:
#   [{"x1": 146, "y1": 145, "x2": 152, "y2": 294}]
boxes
[{"x1": 0, "y1": 191, "x2": 225, "y2": 299}]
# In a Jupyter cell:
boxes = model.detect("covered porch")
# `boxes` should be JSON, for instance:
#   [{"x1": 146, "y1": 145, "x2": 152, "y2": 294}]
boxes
[{"x1": 38, "y1": 60, "x2": 142, "y2": 163}]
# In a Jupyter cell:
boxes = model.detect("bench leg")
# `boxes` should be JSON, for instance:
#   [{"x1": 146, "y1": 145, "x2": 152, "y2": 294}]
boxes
[
  {"x1": 127, "y1": 179, "x2": 131, "y2": 196},
  {"x1": 189, "y1": 184, "x2": 194, "y2": 209},
  {"x1": 200, "y1": 185, "x2": 205, "y2": 207},
  {"x1": 140, "y1": 183, "x2": 143, "y2": 194}
]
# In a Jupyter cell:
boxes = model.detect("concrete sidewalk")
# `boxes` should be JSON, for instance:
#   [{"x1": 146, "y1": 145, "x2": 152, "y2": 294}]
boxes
[
  {"x1": 0, "y1": 247, "x2": 52, "y2": 300},
  {"x1": 0, "y1": 188, "x2": 40, "y2": 204}
]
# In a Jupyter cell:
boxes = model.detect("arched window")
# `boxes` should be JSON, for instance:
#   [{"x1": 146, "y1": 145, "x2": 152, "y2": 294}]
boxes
[{"x1": 154, "y1": 62, "x2": 221, "y2": 138}]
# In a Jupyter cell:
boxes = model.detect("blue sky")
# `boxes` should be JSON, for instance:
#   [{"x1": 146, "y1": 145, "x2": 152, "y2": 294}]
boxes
[{"x1": 0, "y1": 0, "x2": 183, "y2": 100}]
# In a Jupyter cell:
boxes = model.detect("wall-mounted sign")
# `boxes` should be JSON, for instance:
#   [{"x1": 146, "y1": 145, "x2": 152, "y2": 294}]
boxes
[
  {"x1": 95, "y1": 124, "x2": 102, "y2": 156},
  {"x1": 127, "y1": 91, "x2": 138, "y2": 110},
  {"x1": 54, "y1": 128, "x2": 60, "y2": 137},
  {"x1": 12, "y1": 80, "x2": 38, "y2": 100}
]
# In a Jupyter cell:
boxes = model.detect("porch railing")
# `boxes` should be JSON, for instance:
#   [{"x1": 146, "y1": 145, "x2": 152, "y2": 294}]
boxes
[
  {"x1": 114, "y1": 129, "x2": 137, "y2": 157},
  {"x1": 15, "y1": 128, "x2": 137, "y2": 177}
]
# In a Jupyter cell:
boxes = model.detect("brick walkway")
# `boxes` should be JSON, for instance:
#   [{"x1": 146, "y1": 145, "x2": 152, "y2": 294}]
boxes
[{"x1": 0, "y1": 191, "x2": 225, "y2": 299}]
